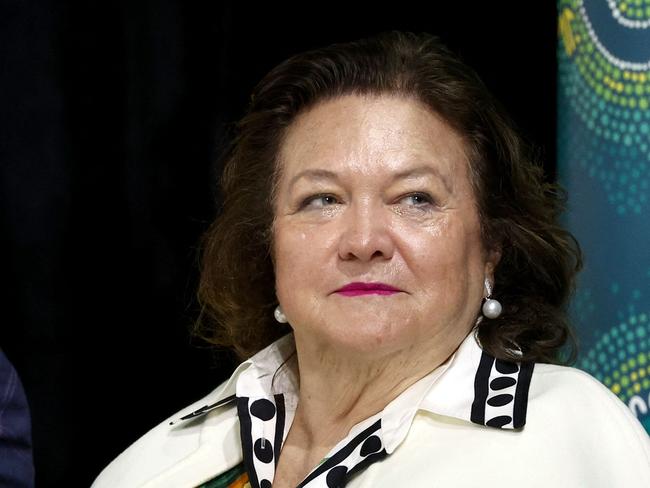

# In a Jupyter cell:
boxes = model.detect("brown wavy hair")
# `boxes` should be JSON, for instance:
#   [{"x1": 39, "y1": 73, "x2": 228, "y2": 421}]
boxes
[{"x1": 194, "y1": 31, "x2": 582, "y2": 364}]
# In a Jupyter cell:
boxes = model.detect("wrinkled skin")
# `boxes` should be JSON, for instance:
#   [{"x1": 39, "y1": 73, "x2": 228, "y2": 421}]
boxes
[{"x1": 273, "y1": 94, "x2": 499, "y2": 361}]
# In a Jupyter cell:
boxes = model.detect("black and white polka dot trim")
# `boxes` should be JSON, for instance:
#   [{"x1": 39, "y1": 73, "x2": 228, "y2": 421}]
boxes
[
  {"x1": 296, "y1": 419, "x2": 386, "y2": 488},
  {"x1": 237, "y1": 395, "x2": 286, "y2": 488},
  {"x1": 238, "y1": 397, "x2": 386, "y2": 488},
  {"x1": 470, "y1": 351, "x2": 534, "y2": 429}
]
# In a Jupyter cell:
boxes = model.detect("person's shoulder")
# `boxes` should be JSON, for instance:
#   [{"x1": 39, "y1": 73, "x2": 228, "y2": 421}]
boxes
[
  {"x1": 530, "y1": 362, "x2": 632, "y2": 411},
  {"x1": 0, "y1": 350, "x2": 35, "y2": 487},
  {"x1": 528, "y1": 362, "x2": 650, "y2": 454},
  {"x1": 529, "y1": 363, "x2": 636, "y2": 420},
  {"x1": 91, "y1": 376, "x2": 240, "y2": 488},
  {"x1": 531, "y1": 361, "x2": 615, "y2": 393},
  {"x1": 392, "y1": 363, "x2": 650, "y2": 487}
]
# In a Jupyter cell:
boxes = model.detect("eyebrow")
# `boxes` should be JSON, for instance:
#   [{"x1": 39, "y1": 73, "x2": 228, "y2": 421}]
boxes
[{"x1": 287, "y1": 164, "x2": 453, "y2": 193}]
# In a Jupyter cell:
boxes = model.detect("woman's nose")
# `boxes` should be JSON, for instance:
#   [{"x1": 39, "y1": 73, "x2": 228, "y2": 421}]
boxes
[{"x1": 337, "y1": 202, "x2": 395, "y2": 262}]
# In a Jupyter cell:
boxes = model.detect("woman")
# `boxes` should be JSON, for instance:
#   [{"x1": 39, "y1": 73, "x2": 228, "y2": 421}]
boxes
[{"x1": 93, "y1": 31, "x2": 650, "y2": 487}]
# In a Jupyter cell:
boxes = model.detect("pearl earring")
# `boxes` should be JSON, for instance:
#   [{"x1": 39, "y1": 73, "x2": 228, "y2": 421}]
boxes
[
  {"x1": 482, "y1": 278, "x2": 502, "y2": 319},
  {"x1": 274, "y1": 305, "x2": 288, "y2": 323}
]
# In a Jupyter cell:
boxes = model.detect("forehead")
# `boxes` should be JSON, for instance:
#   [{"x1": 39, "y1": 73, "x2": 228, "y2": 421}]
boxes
[{"x1": 277, "y1": 94, "x2": 471, "y2": 188}]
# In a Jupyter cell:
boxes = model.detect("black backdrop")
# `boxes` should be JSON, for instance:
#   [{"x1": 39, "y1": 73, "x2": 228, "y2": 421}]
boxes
[{"x1": 1, "y1": 2, "x2": 558, "y2": 486}]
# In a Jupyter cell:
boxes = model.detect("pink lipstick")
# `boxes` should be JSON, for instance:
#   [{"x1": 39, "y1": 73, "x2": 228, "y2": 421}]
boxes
[{"x1": 335, "y1": 282, "x2": 402, "y2": 297}]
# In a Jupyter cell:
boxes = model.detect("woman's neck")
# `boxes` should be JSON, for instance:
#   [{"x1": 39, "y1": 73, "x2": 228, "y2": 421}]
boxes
[
  {"x1": 272, "y1": 329, "x2": 468, "y2": 488},
  {"x1": 288, "y1": 330, "x2": 458, "y2": 449}
]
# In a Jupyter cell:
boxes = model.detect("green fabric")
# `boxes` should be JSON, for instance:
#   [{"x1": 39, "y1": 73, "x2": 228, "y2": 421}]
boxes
[{"x1": 197, "y1": 462, "x2": 246, "y2": 488}]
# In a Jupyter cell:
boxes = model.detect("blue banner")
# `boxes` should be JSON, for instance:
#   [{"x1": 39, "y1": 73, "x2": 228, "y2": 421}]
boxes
[{"x1": 558, "y1": 0, "x2": 650, "y2": 432}]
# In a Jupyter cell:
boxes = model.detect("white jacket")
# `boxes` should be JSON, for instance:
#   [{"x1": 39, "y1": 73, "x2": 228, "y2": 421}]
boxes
[{"x1": 92, "y1": 332, "x2": 650, "y2": 487}]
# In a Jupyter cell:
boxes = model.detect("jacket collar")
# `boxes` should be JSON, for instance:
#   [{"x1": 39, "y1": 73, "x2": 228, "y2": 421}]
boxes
[
  {"x1": 162, "y1": 330, "x2": 534, "y2": 487},
  {"x1": 168, "y1": 334, "x2": 297, "y2": 425},
  {"x1": 173, "y1": 328, "x2": 534, "y2": 436}
]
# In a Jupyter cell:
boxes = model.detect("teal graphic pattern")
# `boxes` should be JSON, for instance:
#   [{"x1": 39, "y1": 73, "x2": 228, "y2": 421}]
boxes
[{"x1": 558, "y1": 0, "x2": 650, "y2": 433}]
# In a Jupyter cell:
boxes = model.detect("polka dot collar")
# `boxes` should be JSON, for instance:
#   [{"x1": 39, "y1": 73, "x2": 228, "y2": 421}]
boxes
[{"x1": 233, "y1": 330, "x2": 534, "y2": 488}]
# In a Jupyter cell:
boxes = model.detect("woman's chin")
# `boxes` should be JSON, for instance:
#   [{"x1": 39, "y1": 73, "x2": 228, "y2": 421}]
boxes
[{"x1": 298, "y1": 320, "x2": 415, "y2": 359}]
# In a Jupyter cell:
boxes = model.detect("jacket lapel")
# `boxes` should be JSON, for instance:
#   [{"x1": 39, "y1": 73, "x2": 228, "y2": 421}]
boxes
[
  {"x1": 142, "y1": 406, "x2": 243, "y2": 488},
  {"x1": 141, "y1": 363, "x2": 252, "y2": 488}
]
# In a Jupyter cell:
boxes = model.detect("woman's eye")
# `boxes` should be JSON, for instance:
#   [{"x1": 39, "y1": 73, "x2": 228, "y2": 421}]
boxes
[
  {"x1": 297, "y1": 192, "x2": 435, "y2": 211},
  {"x1": 300, "y1": 194, "x2": 339, "y2": 209},
  {"x1": 400, "y1": 192, "x2": 435, "y2": 208}
]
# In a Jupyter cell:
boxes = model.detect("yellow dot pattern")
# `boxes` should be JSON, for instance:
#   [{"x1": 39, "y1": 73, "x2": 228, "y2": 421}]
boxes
[
  {"x1": 558, "y1": 0, "x2": 650, "y2": 216},
  {"x1": 613, "y1": 0, "x2": 650, "y2": 21},
  {"x1": 580, "y1": 312, "x2": 650, "y2": 403},
  {"x1": 559, "y1": 3, "x2": 650, "y2": 112}
]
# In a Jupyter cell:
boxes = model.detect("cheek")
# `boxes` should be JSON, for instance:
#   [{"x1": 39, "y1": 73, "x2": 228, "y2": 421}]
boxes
[
  {"x1": 273, "y1": 230, "x2": 301, "y2": 284},
  {"x1": 273, "y1": 224, "x2": 330, "y2": 292},
  {"x1": 401, "y1": 217, "x2": 484, "y2": 288}
]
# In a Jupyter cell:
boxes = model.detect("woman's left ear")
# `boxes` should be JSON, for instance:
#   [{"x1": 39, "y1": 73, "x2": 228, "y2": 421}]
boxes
[{"x1": 484, "y1": 247, "x2": 502, "y2": 279}]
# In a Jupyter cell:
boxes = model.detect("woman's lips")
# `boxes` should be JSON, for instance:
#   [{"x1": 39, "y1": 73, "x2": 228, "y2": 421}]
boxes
[
  {"x1": 335, "y1": 282, "x2": 402, "y2": 296},
  {"x1": 338, "y1": 289, "x2": 399, "y2": 296}
]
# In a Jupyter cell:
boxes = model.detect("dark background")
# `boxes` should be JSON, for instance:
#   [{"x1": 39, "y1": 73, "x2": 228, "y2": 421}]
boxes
[{"x1": 1, "y1": 2, "x2": 558, "y2": 486}]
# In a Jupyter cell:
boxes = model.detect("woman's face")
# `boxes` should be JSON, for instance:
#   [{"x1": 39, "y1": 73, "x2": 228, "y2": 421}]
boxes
[{"x1": 272, "y1": 94, "x2": 498, "y2": 358}]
